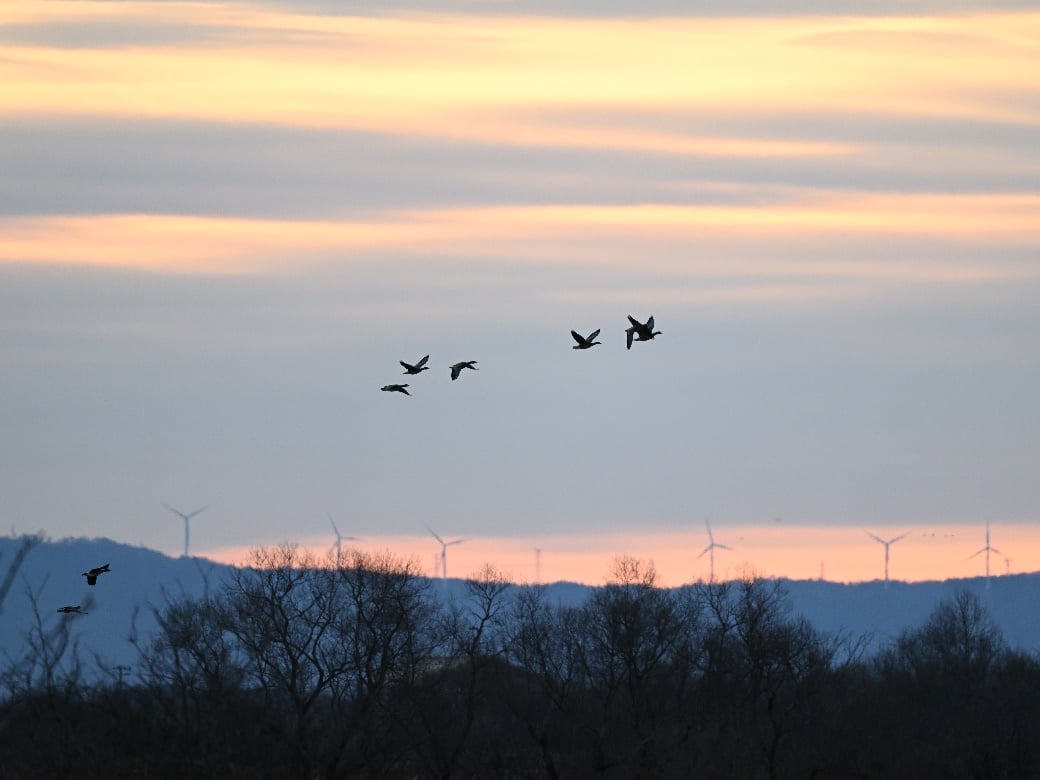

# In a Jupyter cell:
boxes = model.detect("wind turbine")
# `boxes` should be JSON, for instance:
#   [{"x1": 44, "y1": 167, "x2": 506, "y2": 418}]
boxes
[
  {"x1": 162, "y1": 503, "x2": 208, "y2": 557},
  {"x1": 865, "y1": 530, "x2": 909, "y2": 587},
  {"x1": 970, "y1": 518, "x2": 1004, "y2": 588},
  {"x1": 697, "y1": 518, "x2": 732, "y2": 582},
  {"x1": 425, "y1": 524, "x2": 466, "y2": 580},
  {"x1": 327, "y1": 514, "x2": 359, "y2": 563}
]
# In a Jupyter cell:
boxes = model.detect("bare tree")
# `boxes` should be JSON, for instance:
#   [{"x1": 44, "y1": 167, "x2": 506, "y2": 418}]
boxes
[{"x1": 222, "y1": 545, "x2": 353, "y2": 779}]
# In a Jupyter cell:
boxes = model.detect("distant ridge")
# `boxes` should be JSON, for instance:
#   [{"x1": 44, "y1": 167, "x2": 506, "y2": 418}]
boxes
[{"x1": 2, "y1": 537, "x2": 1039, "y2": 674}]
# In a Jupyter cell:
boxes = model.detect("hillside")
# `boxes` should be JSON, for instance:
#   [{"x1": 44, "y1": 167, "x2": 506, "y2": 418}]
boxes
[{"x1": 2, "y1": 536, "x2": 1038, "y2": 679}]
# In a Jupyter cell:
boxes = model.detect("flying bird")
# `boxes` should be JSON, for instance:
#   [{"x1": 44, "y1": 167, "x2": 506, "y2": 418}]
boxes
[
  {"x1": 571, "y1": 329, "x2": 601, "y2": 350},
  {"x1": 381, "y1": 383, "x2": 411, "y2": 396},
  {"x1": 625, "y1": 315, "x2": 661, "y2": 350},
  {"x1": 450, "y1": 361, "x2": 478, "y2": 381},
  {"x1": 81, "y1": 563, "x2": 110, "y2": 586},
  {"x1": 57, "y1": 605, "x2": 86, "y2": 614},
  {"x1": 400, "y1": 355, "x2": 431, "y2": 375}
]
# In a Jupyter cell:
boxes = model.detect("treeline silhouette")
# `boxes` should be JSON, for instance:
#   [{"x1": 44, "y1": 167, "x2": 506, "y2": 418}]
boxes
[{"x1": 2, "y1": 545, "x2": 1040, "y2": 779}]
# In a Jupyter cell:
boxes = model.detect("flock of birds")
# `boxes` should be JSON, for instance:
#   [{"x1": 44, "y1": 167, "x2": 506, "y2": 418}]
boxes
[
  {"x1": 380, "y1": 314, "x2": 661, "y2": 396},
  {"x1": 51, "y1": 315, "x2": 661, "y2": 613},
  {"x1": 56, "y1": 563, "x2": 110, "y2": 616}
]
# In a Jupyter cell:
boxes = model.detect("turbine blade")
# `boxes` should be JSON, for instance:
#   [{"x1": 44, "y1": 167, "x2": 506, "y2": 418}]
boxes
[{"x1": 424, "y1": 524, "x2": 444, "y2": 545}]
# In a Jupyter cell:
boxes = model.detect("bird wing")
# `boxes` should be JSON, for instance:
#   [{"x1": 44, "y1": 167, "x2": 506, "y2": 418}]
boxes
[
  {"x1": 588, "y1": 329, "x2": 600, "y2": 341},
  {"x1": 399, "y1": 360, "x2": 414, "y2": 372},
  {"x1": 646, "y1": 316, "x2": 655, "y2": 331},
  {"x1": 571, "y1": 330, "x2": 584, "y2": 345},
  {"x1": 626, "y1": 328, "x2": 634, "y2": 350},
  {"x1": 450, "y1": 364, "x2": 461, "y2": 380},
  {"x1": 627, "y1": 315, "x2": 640, "y2": 328},
  {"x1": 417, "y1": 354, "x2": 430, "y2": 367}
]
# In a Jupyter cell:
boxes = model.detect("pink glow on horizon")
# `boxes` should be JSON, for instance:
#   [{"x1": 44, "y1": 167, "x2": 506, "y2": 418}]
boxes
[{"x1": 198, "y1": 523, "x2": 1038, "y2": 587}]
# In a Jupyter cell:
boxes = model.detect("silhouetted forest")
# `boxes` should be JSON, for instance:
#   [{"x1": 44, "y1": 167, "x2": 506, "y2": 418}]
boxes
[{"x1": 2, "y1": 545, "x2": 1039, "y2": 779}]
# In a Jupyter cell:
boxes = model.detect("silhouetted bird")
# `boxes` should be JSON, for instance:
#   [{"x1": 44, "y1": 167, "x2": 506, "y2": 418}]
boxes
[
  {"x1": 81, "y1": 564, "x2": 110, "y2": 586},
  {"x1": 400, "y1": 355, "x2": 431, "y2": 375},
  {"x1": 571, "y1": 329, "x2": 601, "y2": 350},
  {"x1": 57, "y1": 605, "x2": 85, "y2": 614},
  {"x1": 381, "y1": 384, "x2": 411, "y2": 396},
  {"x1": 625, "y1": 315, "x2": 661, "y2": 350},
  {"x1": 450, "y1": 361, "x2": 478, "y2": 380}
]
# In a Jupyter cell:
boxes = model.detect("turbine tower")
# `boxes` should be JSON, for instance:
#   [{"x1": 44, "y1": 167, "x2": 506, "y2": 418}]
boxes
[
  {"x1": 425, "y1": 524, "x2": 466, "y2": 580},
  {"x1": 970, "y1": 518, "x2": 1003, "y2": 589},
  {"x1": 697, "y1": 518, "x2": 732, "y2": 582},
  {"x1": 327, "y1": 514, "x2": 359, "y2": 563},
  {"x1": 865, "y1": 530, "x2": 909, "y2": 588},
  {"x1": 162, "y1": 503, "x2": 208, "y2": 558}
]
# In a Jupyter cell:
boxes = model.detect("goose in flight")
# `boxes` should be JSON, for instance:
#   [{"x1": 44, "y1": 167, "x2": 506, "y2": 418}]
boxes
[
  {"x1": 571, "y1": 329, "x2": 601, "y2": 350},
  {"x1": 57, "y1": 605, "x2": 86, "y2": 614},
  {"x1": 381, "y1": 383, "x2": 411, "y2": 396},
  {"x1": 400, "y1": 355, "x2": 431, "y2": 375},
  {"x1": 450, "y1": 361, "x2": 478, "y2": 381},
  {"x1": 625, "y1": 315, "x2": 661, "y2": 350},
  {"x1": 81, "y1": 563, "x2": 110, "y2": 586}
]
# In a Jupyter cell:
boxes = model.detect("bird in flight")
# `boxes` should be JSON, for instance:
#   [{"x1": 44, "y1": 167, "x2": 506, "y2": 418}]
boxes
[
  {"x1": 625, "y1": 315, "x2": 661, "y2": 350},
  {"x1": 400, "y1": 355, "x2": 431, "y2": 375},
  {"x1": 571, "y1": 329, "x2": 601, "y2": 350},
  {"x1": 450, "y1": 361, "x2": 478, "y2": 380},
  {"x1": 381, "y1": 384, "x2": 411, "y2": 396},
  {"x1": 81, "y1": 563, "x2": 110, "y2": 586},
  {"x1": 57, "y1": 605, "x2": 86, "y2": 614}
]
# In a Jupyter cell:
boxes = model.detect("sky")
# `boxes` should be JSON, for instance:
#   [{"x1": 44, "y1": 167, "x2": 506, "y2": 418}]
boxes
[{"x1": 2, "y1": 0, "x2": 1039, "y2": 586}]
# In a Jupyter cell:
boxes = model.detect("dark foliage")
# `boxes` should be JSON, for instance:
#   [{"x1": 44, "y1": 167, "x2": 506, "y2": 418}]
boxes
[{"x1": 3, "y1": 547, "x2": 1040, "y2": 779}]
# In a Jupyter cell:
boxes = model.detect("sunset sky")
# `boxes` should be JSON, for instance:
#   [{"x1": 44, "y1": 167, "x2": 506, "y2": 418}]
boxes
[{"x1": 2, "y1": 0, "x2": 1038, "y2": 586}]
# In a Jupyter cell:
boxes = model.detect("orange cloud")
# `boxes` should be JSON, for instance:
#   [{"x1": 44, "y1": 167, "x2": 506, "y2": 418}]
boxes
[
  {"x1": 2, "y1": 193, "x2": 1036, "y2": 276},
  {"x1": 2, "y1": 6, "x2": 1037, "y2": 143}
]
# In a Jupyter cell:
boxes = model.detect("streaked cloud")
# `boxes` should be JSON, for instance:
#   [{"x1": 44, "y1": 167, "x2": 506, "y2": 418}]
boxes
[
  {"x1": 2, "y1": 192, "x2": 1036, "y2": 275},
  {"x1": 1, "y1": 0, "x2": 1038, "y2": 572}
]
